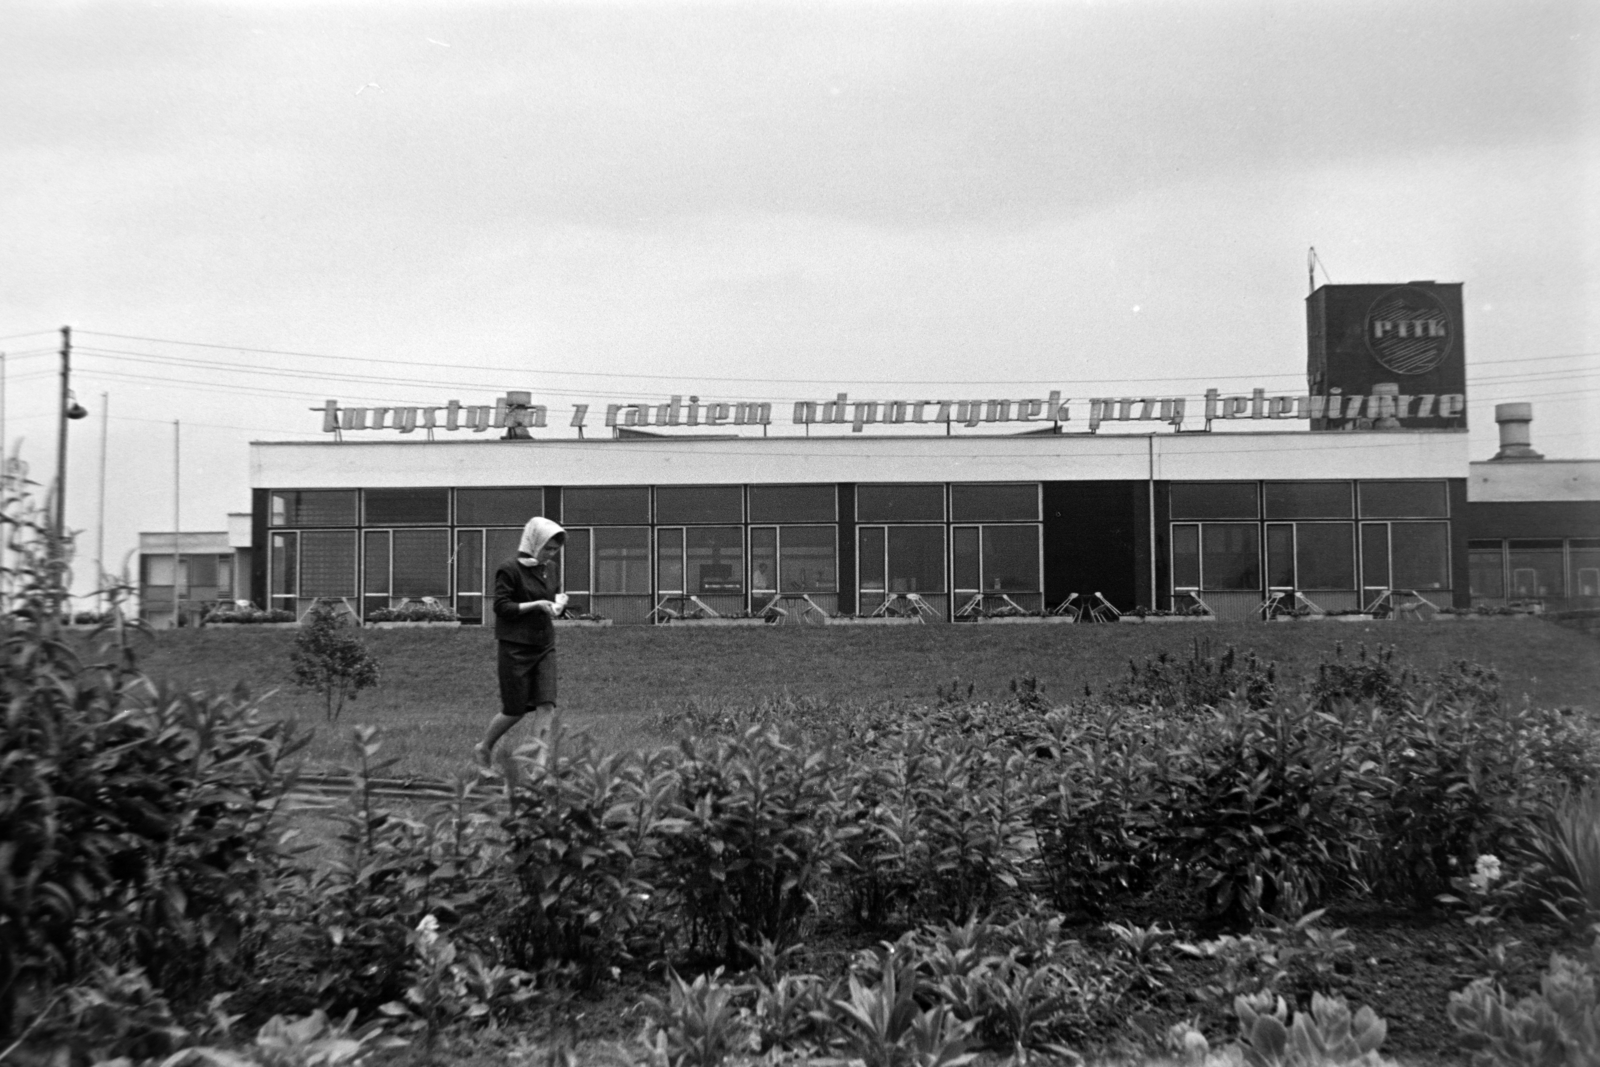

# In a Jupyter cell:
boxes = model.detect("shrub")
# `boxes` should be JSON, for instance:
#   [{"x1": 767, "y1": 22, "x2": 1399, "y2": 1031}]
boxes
[
  {"x1": 1523, "y1": 783, "x2": 1600, "y2": 930},
  {"x1": 1159, "y1": 703, "x2": 1372, "y2": 921},
  {"x1": 1107, "y1": 639, "x2": 1277, "y2": 711},
  {"x1": 365, "y1": 601, "x2": 460, "y2": 623},
  {"x1": 653, "y1": 727, "x2": 845, "y2": 966},
  {"x1": 1448, "y1": 932, "x2": 1600, "y2": 1066},
  {"x1": 203, "y1": 604, "x2": 295, "y2": 624},
  {"x1": 500, "y1": 735, "x2": 666, "y2": 985},
  {"x1": 265, "y1": 727, "x2": 501, "y2": 1018},
  {"x1": 1, "y1": 473, "x2": 309, "y2": 1053},
  {"x1": 289, "y1": 605, "x2": 379, "y2": 721},
  {"x1": 1235, "y1": 990, "x2": 1394, "y2": 1066}
]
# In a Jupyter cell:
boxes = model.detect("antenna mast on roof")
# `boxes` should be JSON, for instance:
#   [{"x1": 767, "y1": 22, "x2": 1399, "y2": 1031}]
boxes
[{"x1": 1307, "y1": 247, "x2": 1333, "y2": 293}]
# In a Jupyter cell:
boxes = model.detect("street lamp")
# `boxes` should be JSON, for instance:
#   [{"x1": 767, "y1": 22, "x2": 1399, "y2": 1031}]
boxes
[{"x1": 53, "y1": 326, "x2": 88, "y2": 610}]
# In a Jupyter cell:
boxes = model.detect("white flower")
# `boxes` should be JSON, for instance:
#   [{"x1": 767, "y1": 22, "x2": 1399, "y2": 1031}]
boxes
[
  {"x1": 1469, "y1": 854, "x2": 1503, "y2": 892},
  {"x1": 416, "y1": 914, "x2": 440, "y2": 948}
]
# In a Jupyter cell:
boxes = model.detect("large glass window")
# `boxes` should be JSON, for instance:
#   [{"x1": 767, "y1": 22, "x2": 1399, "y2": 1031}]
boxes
[
  {"x1": 1171, "y1": 482, "x2": 1258, "y2": 520},
  {"x1": 270, "y1": 532, "x2": 297, "y2": 609},
  {"x1": 188, "y1": 554, "x2": 219, "y2": 588},
  {"x1": 857, "y1": 485, "x2": 944, "y2": 522},
  {"x1": 1391, "y1": 523, "x2": 1450, "y2": 590},
  {"x1": 300, "y1": 530, "x2": 358, "y2": 597},
  {"x1": 748, "y1": 485, "x2": 835, "y2": 523},
  {"x1": 564, "y1": 487, "x2": 650, "y2": 525},
  {"x1": 365, "y1": 488, "x2": 449, "y2": 526},
  {"x1": 687, "y1": 527, "x2": 744, "y2": 594},
  {"x1": 562, "y1": 529, "x2": 592, "y2": 595},
  {"x1": 271, "y1": 490, "x2": 357, "y2": 527},
  {"x1": 982, "y1": 526, "x2": 1041, "y2": 592},
  {"x1": 1172, "y1": 525, "x2": 1200, "y2": 588},
  {"x1": 392, "y1": 529, "x2": 450, "y2": 596},
  {"x1": 858, "y1": 526, "x2": 946, "y2": 592},
  {"x1": 455, "y1": 530, "x2": 486, "y2": 621},
  {"x1": 1266, "y1": 524, "x2": 1295, "y2": 588},
  {"x1": 777, "y1": 526, "x2": 835, "y2": 592},
  {"x1": 1361, "y1": 524, "x2": 1391, "y2": 591},
  {"x1": 363, "y1": 531, "x2": 389, "y2": 614},
  {"x1": 656, "y1": 486, "x2": 743, "y2": 525},
  {"x1": 1296, "y1": 523, "x2": 1356, "y2": 590},
  {"x1": 594, "y1": 527, "x2": 650, "y2": 593},
  {"x1": 1200, "y1": 523, "x2": 1260, "y2": 590},
  {"x1": 656, "y1": 528, "x2": 685, "y2": 592},
  {"x1": 1572, "y1": 540, "x2": 1600, "y2": 598},
  {"x1": 1468, "y1": 541, "x2": 1505, "y2": 600},
  {"x1": 1508, "y1": 540, "x2": 1564, "y2": 598},
  {"x1": 456, "y1": 488, "x2": 543, "y2": 526},
  {"x1": 950, "y1": 484, "x2": 1039, "y2": 522},
  {"x1": 485, "y1": 528, "x2": 523, "y2": 568},
  {"x1": 1359, "y1": 481, "x2": 1449, "y2": 518},
  {"x1": 1264, "y1": 482, "x2": 1352, "y2": 519}
]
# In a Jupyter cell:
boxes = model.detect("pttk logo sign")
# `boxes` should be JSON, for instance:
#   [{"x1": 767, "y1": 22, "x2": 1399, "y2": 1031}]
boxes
[{"x1": 1364, "y1": 285, "x2": 1452, "y2": 375}]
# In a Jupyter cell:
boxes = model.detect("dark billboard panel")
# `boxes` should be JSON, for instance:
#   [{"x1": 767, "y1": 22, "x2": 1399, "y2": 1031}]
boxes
[{"x1": 1306, "y1": 282, "x2": 1466, "y2": 430}]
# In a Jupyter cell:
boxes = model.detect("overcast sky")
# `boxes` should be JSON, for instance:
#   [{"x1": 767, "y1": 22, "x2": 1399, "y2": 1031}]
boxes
[{"x1": 1, "y1": 0, "x2": 1595, "y2": 595}]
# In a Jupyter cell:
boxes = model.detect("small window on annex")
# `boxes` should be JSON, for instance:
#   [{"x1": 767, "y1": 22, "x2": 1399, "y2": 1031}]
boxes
[
  {"x1": 1571, "y1": 540, "x2": 1600, "y2": 598},
  {"x1": 456, "y1": 487, "x2": 543, "y2": 526},
  {"x1": 271, "y1": 490, "x2": 357, "y2": 527},
  {"x1": 1468, "y1": 541, "x2": 1505, "y2": 600},
  {"x1": 365, "y1": 488, "x2": 450, "y2": 526},
  {"x1": 857, "y1": 484, "x2": 944, "y2": 522},
  {"x1": 655, "y1": 485, "x2": 743, "y2": 525},
  {"x1": 748, "y1": 485, "x2": 836, "y2": 523},
  {"x1": 1170, "y1": 482, "x2": 1258, "y2": 520},
  {"x1": 1508, "y1": 540, "x2": 1564, "y2": 598},
  {"x1": 950, "y1": 484, "x2": 1039, "y2": 522},
  {"x1": 1264, "y1": 482, "x2": 1353, "y2": 519},
  {"x1": 563, "y1": 487, "x2": 651, "y2": 525},
  {"x1": 1359, "y1": 481, "x2": 1449, "y2": 518}
]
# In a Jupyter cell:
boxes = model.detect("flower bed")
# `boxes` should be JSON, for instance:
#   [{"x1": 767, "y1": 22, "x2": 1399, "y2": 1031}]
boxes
[
  {"x1": 828, "y1": 614, "x2": 925, "y2": 625},
  {"x1": 203, "y1": 605, "x2": 298, "y2": 627},
  {"x1": 1118, "y1": 611, "x2": 1216, "y2": 624},
  {"x1": 365, "y1": 619, "x2": 462, "y2": 630},
  {"x1": 364, "y1": 603, "x2": 463, "y2": 627}
]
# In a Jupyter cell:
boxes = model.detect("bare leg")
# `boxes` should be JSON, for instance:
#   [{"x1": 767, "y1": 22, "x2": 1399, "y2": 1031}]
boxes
[
  {"x1": 527, "y1": 703, "x2": 557, "y2": 767},
  {"x1": 476, "y1": 713, "x2": 522, "y2": 768}
]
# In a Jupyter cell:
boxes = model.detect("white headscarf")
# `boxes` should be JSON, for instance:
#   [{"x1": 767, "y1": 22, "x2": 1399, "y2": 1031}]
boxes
[{"x1": 516, "y1": 516, "x2": 566, "y2": 566}]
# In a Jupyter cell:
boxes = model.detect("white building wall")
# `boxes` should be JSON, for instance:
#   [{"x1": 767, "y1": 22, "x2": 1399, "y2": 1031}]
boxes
[
  {"x1": 1467, "y1": 460, "x2": 1600, "y2": 503},
  {"x1": 251, "y1": 430, "x2": 1470, "y2": 489}
]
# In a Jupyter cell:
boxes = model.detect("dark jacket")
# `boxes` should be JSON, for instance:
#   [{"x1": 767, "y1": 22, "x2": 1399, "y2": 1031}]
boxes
[{"x1": 492, "y1": 558, "x2": 559, "y2": 646}]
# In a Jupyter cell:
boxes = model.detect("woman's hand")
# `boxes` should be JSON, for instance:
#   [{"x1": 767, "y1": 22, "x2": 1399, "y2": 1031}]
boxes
[{"x1": 521, "y1": 600, "x2": 555, "y2": 615}]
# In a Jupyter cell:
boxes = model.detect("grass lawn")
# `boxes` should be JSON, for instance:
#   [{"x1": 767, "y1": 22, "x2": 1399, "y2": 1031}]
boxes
[{"x1": 117, "y1": 617, "x2": 1600, "y2": 779}]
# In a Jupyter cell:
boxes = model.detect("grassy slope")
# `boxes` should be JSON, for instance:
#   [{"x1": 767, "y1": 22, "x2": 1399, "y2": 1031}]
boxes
[{"x1": 118, "y1": 618, "x2": 1600, "y2": 777}]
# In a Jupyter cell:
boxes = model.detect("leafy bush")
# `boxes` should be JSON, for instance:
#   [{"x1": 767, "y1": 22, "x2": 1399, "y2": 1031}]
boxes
[
  {"x1": 1106, "y1": 639, "x2": 1277, "y2": 711},
  {"x1": 1448, "y1": 932, "x2": 1600, "y2": 1066},
  {"x1": 203, "y1": 604, "x2": 296, "y2": 624},
  {"x1": 1159, "y1": 703, "x2": 1371, "y2": 920},
  {"x1": 365, "y1": 601, "x2": 460, "y2": 623},
  {"x1": 500, "y1": 736, "x2": 667, "y2": 985},
  {"x1": 1, "y1": 473, "x2": 309, "y2": 1055},
  {"x1": 288, "y1": 606, "x2": 379, "y2": 721},
  {"x1": 1235, "y1": 990, "x2": 1394, "y2": 1066},
  {"x1": 1523, "y1": 784, "x2": 1600, "y2": 929},
  {"x1": 264, "y1": 727, "x2": 501, "y2": 1018},
  {"x1": 653, "y1": 727, "x2": 845, "y2": 966}
]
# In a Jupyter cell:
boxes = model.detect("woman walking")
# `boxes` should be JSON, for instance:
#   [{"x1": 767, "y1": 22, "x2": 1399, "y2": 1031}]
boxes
[{"x1": 476, "y1": 515, "x2": 569, "y2": 769}]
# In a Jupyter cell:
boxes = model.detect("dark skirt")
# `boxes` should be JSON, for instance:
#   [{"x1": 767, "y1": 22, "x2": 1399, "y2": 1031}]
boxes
[{"x1": 497, "y1": 640, "x2": 557, "y2": 716}]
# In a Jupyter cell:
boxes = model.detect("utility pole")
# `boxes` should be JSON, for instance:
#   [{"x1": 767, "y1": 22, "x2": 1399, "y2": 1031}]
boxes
[
  {"x1": 53, "y1": 327, "x2": 71, "y2": 609},
  {"x1": 173, "y1": 419, "x2": 182, "y2": 627},
  {"x1": 97, "y1": 392, "x2": 108, "y2": 613}
]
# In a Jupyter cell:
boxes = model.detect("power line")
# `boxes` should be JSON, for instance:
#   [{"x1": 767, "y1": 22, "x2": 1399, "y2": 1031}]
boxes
[{"x1": 0, "y1": 330, "x2": 55, "y2": 343}]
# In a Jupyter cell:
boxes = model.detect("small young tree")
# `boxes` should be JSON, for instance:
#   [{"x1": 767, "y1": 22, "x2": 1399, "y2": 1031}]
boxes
[{"x1": 290, "y1": 605, "x2": 380, "y2": 721}]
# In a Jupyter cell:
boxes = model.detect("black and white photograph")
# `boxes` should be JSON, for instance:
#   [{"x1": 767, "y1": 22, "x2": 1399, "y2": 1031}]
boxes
[{"x1": 2, "y1": 2, "x2": 1597, "y2": 1064}]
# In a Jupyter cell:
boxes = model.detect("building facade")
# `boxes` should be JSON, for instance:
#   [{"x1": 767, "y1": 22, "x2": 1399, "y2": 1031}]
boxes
[{"x1": 244, "y1": 431, "x2": 1472, "y2": 624}]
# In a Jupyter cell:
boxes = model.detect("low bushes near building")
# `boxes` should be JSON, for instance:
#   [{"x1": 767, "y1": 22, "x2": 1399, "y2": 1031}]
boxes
[
  {"x1": 203, "y1": 603, "x2": 296, "y2": 624},
  {"x1": 364, "y1": 601, "x2": 462, "y2": 624}
]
